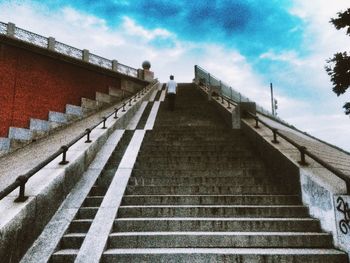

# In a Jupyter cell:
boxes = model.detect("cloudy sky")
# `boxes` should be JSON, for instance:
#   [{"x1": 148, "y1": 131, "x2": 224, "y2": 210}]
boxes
[{"x1": 1, "y1": 0, "x2": 350, "y2": 151}]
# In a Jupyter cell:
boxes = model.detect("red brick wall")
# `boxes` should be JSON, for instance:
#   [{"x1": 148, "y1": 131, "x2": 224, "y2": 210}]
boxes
[{"x1": 0, "y1": 42, "x2": 121, "y2": 137}]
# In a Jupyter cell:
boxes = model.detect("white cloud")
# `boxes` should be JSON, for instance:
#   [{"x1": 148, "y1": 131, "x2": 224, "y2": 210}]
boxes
[
  {"x1": 260, "y1": 50, "x2": 303, "y2": 66},
  {"x1": 0, "y1": 1, "x2": 349, "y2": 151},
  {"x1": 121, "y1": 17, "x2": 172, "y2": 40}
]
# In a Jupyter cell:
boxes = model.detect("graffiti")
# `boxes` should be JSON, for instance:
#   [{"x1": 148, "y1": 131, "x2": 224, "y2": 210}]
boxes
[{"x1": 336, "y1": 196, "x2": 350, "y2": 234}]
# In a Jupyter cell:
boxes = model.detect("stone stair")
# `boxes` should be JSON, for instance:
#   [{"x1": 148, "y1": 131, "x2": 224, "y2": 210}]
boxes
[
  {"x1": 49, "y1": 130, "x2": 135, "y2": 263},
  {"x1": 21, "y1": 83, "x2": 347, "y2": 263},
  {"x1": 0, "y1": 87, "x2": 133, "y2": 157},
  {"x1": 102, "y1": 84, "x2": 347, "y2": 262}
]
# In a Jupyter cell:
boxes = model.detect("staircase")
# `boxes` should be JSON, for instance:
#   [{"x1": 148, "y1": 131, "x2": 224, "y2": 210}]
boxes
[
  {"x1": 102, "y1": 84, "x2": 347, "y2": 262},
  {"x1": 23, "y1": 84, "x2": 347, "y2": 262}
]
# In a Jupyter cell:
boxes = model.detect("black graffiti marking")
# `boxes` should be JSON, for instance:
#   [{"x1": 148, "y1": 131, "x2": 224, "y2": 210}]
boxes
[{"x1": 336, "y1": 196, "x2": 350, "y2": 235}]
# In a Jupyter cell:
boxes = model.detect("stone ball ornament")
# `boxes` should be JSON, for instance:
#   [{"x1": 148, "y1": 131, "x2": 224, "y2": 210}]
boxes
[{"x1": 142, "y1": 61, "x2": 151, "y2": 70}]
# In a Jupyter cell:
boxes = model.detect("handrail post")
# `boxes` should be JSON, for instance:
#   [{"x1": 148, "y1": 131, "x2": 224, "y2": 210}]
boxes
[
  {"x1": 298, "y1": 146, "x2": 308, "y2": 165},
  {"x1": 85, "y1": 128, "x2": 92, "y2": 143},
  {"x1": 129, "y1": 98, "x2": 132, "y2": 106},
  {"x1": 272, "y1": 129, "x2": 279, "y2": 144},
  {"x1": 122, "y1": 103, "x2": 126, "y2": 112},
  {"x1": 59, "y1": 145, "x2": 69, "y2": 165},
  {"x1": 254, "y1": 117, "x2": 259, "y2": 129},
  {"x1": 14, "y1": 175, "x2": 29, "y2": 202},
  {"x1": 114, "y1": 108, "x2": 118, "y2": 119},
  {"x1": 102, "y1": 117, "x2": 107, "y2": 129},
  {"x1": 221, "y1": 96, "x2": 224, "y2": 104},
  {"x1": 133, "y1": 95, "x2": 137, "y2": 102}
]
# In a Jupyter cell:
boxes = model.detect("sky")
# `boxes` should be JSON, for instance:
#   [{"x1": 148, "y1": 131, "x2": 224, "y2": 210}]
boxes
[{"x1": 1, "y1": 0, "x2": 350, "y2": 151}]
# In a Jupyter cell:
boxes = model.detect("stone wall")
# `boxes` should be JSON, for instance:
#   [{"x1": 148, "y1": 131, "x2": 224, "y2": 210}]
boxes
[{"x1": 0, "y1": 40, "x2": 122, "y2": 137}]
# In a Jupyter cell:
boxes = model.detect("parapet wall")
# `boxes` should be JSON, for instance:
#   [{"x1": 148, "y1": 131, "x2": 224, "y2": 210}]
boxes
[{"x1": 0, "y1": 39, "x2": 123, "y2": 137}]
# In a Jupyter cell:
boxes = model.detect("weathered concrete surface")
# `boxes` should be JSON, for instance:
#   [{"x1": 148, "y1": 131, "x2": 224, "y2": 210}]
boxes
[
  {"x1": 0, "y1": 82, "x2": 157, "y2": 263},
  {"x1": 333, "y1": 195, "x2": 350, "y2": 259},
  {"x1": 19, "y1": 129, "x2": 124, "y2": 263},
  {"x1": 75, "y1": 130, "x2": 145, "y2": 263},
  {"x1": 196, "y1": 83, "x2": 350, "y2": 255}
]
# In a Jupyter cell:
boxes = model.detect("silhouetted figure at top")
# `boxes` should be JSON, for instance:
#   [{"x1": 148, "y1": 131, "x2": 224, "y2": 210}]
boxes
[{"x1": 166, "y1": 75, "x2": 178, "y2": 111}]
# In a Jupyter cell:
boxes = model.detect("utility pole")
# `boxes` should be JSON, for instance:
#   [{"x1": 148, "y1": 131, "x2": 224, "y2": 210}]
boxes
[{"x1": 270, "y1": 83, "x2": 274, "y2": 116}]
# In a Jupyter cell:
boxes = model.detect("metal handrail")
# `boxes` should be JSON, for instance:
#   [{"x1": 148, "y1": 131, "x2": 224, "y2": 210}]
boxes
[
  {"x1": 244, "y1": 111, "x2": 350, "y2": 192},
  {"x1": 0, "y1": 82, "x2": 157, "y2": 202}
]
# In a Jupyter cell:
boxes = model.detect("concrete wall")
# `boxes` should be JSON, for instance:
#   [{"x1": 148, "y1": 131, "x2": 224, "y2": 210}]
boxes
[
  {"x1": 196, "y1": 83, "x2": 349, "y2": 256},
  {"x1": 0, "y1": 83, "x2": 157, "y2": 263},
  {"x1": 0, "y1": 38, "x2": 146, "y2": 137}
]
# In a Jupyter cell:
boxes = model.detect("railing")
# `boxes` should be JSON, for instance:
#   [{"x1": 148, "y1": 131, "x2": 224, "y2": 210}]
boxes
[
  {"x1": 89, "y1": 53, "x2": 112, "y2": 69},
  {"x1": 14, "y1": 27, "x2": 48, "y2": 48},
  {"x1": 0, "y1": 21, "x2": 139, "y2": 78},
  {"x1": 0, "y1": 81, "x2": 157, "y2": 203},
  {"x1": 117, "y1": 63, "x2": 139, "y2": 77},
  {"x1": 194, "y1": 65, "x2": 278, "y2": 119},
  {"x1": 245, "y1": 111, "x2": 350, "y2": 193}
]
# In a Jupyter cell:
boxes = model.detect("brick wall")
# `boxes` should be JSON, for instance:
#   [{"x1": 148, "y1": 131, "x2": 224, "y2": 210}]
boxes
[{"x1": 0, "y1": 42, "x2": 121, "y2": 137}]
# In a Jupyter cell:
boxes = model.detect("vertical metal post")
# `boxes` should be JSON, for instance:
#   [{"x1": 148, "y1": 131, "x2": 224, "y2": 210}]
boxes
[
  {"x1": 272, "y1": 129, "x2": 279, "y2": 143},
  {"x1": 102, "y1": 117, "x2": 107, "y2": 129},
  {"x1": 254, "y1": 117, "x2": 259, "y2": 128},
  {"x1": 122, "y1": 103, "x2": 126, "y2": 112},
  {"x1": 227, "y1": 101, "x2": 231, "y2": 109},
  {"x1": 59, "y1": 145, "x2": 69, "y2": 165},
  {"x1": 270, "y1": 83, "x2": 275, "y2": 116},
  {"x1": 129, "y1": 98, "x2": 132, "y2": 106},
  {"x1": 133, "y1": 95, "x2": 137, "y2": 102},
  {"x1": 298, "y1": 146, "x2": 308, "y2": 165},
  {"x1": 114, "y1": 108, "x2": 118, "y2": 119},
  {"x1": 85, "y1": 128, "x2": 92, "y2": 143},
  {"x1": 14, "y1": 176, "x2": 29, "y2": 202}
]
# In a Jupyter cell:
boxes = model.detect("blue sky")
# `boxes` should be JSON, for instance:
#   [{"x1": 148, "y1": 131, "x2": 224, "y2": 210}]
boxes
[{"x1": 1, "y1": 0, "x2": 350, "y2": 150}]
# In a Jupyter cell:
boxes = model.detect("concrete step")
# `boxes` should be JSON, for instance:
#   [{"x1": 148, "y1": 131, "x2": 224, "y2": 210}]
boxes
[
  {"x1": 125, "y1": 185, "x2": 294, "y2": 195},
  {"x1": 133, "y1": 161, "x2": 265, "y2": 170},
  {"x1": 83, "y1": 196, "x2": 104, "y2": 207},
  {"x1": 89, "y1": 186, "x2": 107, "y2": 196},
  {"x1": 75, "y1": 207, "x2": 98, "y2": 219},
  {"x1": 143, "y1": 136, "x2": 245, "y2": 142},
  {"x1": 96, "y1": 92, "x2": 120, "y2": 104},
  {"x1": 30, "y1": 118, "x2": 51, "y2": 132},
  {"x1": 117, "y1": 205, "x2": 309, "y2": 218},
  {"x1": 48, "y1": 111, "x2": 71, "y2": 124},
  {"x1": 50, "y1": 249, "x2": 78, "y2": 263},
  {"x1": 65, "y1": 104, "x2": 84, "y2": 117},
  {"x1": 139, "y1": 145, "x2": 252, "y2": 152},
  {"x1": 107, "y1": 232, "x2": 333, "y2": 248},
  {"x1": 113, "y1": 218, "x2": 321, "y2": 232},
  {"x1": 109, "y1": 86, "x2": 123, "y2": 98},
  {"x1": 69, "y1": 219, "x2": 93, "y2": 233},
  {"x1": 102, "y1": 248, "x2": 348, "y2": 263},
  {"x1": 137, "y1": 150, "x2": 255, "y2": 157},
  {"x1": 60, "y1": 233, "x2": 85, "y2": 249},
  {"x1": 135, "y1": 156, "x2": 262, "y2": 164},
  {"x1": 128, "y1": 176, "x2": 277, "y2": 186},
  {"x1": 121, "y1": 195, "x2": 301, "y2": 206},
  {"x1": 81, "y1": 97, "x2": 105, "y2": 113},
  {"x1": 131, "y1": 169, "x2": 266, "y2": 178},
  {"x1": 8, "y1": 127, "x2": 33, "y2": 141}
]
